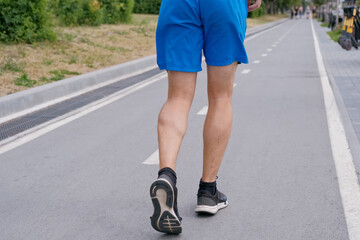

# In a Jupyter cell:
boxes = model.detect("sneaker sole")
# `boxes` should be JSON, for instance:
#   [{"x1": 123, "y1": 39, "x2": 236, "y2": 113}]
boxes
[
  {"x1": 195, "y1": 201, "x2": 228, "y2": 215},
  {"x1": 150, "y1": 178, "x2": 182, "y2": 234}
]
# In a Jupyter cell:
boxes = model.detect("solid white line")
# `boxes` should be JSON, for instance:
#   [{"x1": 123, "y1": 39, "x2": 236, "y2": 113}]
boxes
[
  {"x1": 267, "y1": 48, "x2": 273, "y2": 52},
  {"x1": 261, "y1": 54, "x2": 268, "y2": 57},
  {"x1": 143, "y1": 149, "x2": 159, "y2": 165},
  {"x1": 241, "y1": 69, "x2": 251, "y2": 74},
  {"x1": 311, "y1": 19, "x2": 360, "y2": 240},
  {"x1": 0, "y1": 65, "x2": 158, "y2": 125},
  {"x1": 253, "y1": 60, "x2": 260, "y2": 64},
  {"x1": 0, "y1": 73, "x2": 167, "y2": 156},
  {"x1": 233, "y1": 83, "x2": 238, "y2": 88},
  {"x1": 197, "y1": 106, "x2": 208, "y2": 115}
]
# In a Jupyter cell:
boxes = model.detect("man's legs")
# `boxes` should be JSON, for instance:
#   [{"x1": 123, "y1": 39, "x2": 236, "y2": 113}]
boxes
[
  {"x1": 195, "y1": 62, "x2": 238, "y2": 215},
  {"x1": 150, "y1": 71, "x2": 197, "y2": 234},
  {"x1": 202, "y1": 62, "x2": 237, "y2": 182},
  {"x1": 158, "y1": 71, "x2": 197, "y2": 170}
]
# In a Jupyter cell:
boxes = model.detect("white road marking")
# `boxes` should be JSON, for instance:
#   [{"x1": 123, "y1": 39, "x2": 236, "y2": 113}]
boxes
[
  {"x1": 233, "y1": 83, "x2": 238, "y2": 88},
  {"x1": 197, "y1": 106, "x2": 208, "y2": 115},
  {"x1": 0, "y1": 73, "x2": 167, "y2": 155},
  {"x1": 253, "y1": 60, "x2": 260, "y2": 64},
  {"x1": 311, "y1": 18, "x2": 360, "y2": 240},
  {"x1": 272, "y1": 44, "x2": 277, "y2": 47},
  {"x1": 143, "y1": 149, "x2": 159, "y2": 165},
  {"x1": 267, "y1": 48, "x2": 273, "y2": 52},
  {"x1": 261, "y1": 54, "x2": 268, "y2": 57},
  {"x1": 241, "y1": 69, "x2": 251, "y2": 74}
]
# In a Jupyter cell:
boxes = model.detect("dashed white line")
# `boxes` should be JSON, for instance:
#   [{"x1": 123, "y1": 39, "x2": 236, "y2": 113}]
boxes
[
  {"x1": 197, "y1": 106, "x2": 208, "y2": 115},
  {"x1": 267, "y1": 48, "x2": 272, "y2": 52},
  {"x1": 311, "y1": 18, "x2": 360, "y2": 240},
  {"x1": 272, "y1": 44, "x2": 277, "y2": 47},
  {"x1": 143, "y1": 149, "x2": 159, "y2": 165},
  {"x1": 253, "y1": 60, "x2": 260, "y2": 64},
  {"x1": 241, "y1": 69, "x2": 251, "y2": 74},
  {"x1": 261, "y1": 54, "x2": 268, "y2": 57}
]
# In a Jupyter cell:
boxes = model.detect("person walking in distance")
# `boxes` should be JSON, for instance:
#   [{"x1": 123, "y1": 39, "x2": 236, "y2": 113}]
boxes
[{"x1": 149, "y1": 0, "x2": 262, "y2": 234}]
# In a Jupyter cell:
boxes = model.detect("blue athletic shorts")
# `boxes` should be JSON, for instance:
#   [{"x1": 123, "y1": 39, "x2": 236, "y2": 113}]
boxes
[{"x1": 156, "y1": 0, "x2": 248, "y2": 72}]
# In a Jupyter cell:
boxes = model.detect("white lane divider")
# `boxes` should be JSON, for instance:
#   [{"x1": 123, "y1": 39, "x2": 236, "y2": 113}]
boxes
[
  {"x1": 233, "y1": 83, "x2": 238, "y2": 88},
  {"x1": 272, "y1": 44, "x2": 277, "y2": 47},
  {"x1": 241, "y1": 69, "x2": 251, "y2": 74},
  {"x1": 143, "y1": 149, "x2": 159, "y2": 165},
  {"x1": 311, "y1": 18, "x2": 360, "y2": 240},
  {"x1": 197, "y1": 106, "x2": 208, "y2": 115},
  {"x1": 253, "y1": 60, "x2": 260, "y2": 64},
  {"x1": 267, "y1": 48, "x2": 272, "y2": 52},
  {"x1": 261, "y1": 54, "x2": 268, "y2": 57}
]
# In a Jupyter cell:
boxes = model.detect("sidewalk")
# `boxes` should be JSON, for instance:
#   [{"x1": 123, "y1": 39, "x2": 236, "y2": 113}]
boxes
[{"x1": 314, "y1": 20, "x2": 360, "y2": 180}]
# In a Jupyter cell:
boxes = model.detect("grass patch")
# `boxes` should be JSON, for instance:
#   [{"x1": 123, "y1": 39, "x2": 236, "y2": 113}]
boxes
[
  {"x1": 48, "y1": 69, "x2": 80, "y2": 81},
  {"x1": 247, "y1": 14, "x2": 288, "y2": 28},
  {"x1": 327, "y1": 29, "x2": 342, "y2": 42},
  {"x1": 14, "y1": 74, "x2": 37, "y2": 87},
  {"x1": 1, "y1": 58, "x2": 24, "y2": 72},
  {"x1": 321, "y1": 22, "x2": 328, "y2": 27}
]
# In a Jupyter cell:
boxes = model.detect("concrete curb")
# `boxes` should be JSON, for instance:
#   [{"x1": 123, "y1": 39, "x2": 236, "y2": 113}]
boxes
[
  {"x1": 0, "y1": 18, "x2": 288, "y2": 123},
  {"x1": 0, "y1": 55, "x2": 157, "y2": 123},
  {"x1": 246, "y1": 18, "x2": 289, "y2": 36}
]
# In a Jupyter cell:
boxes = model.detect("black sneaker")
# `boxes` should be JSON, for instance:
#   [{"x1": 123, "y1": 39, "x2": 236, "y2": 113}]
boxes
[
  {"x1": 195, "y1": 188, "x2": 228, "y2": 215},
  {"x1": 150, "y1": 174, "x2": 182, "y2": 234}
]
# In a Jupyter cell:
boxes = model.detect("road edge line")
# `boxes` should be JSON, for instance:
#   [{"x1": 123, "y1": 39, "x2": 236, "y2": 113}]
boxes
[{"x1": 311, "y1": 18, "x2": 360, "y2": 239}]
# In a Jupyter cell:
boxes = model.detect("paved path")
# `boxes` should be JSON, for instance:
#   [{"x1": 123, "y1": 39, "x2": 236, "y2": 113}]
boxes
[{"x1": 0, "y1": 19, "x2": 359, "y2": 239}]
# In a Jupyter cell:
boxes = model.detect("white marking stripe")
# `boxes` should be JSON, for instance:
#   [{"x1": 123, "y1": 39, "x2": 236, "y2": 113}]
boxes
[
  {"x1": 0, "y1": 73, "x2": 167, "y2": 155},
  {"x1": 272, "y1": 44, "x2": 277, "y2": 47},
  {"x1": 261, "y1": 54, "x2": 268, "y2": 57},
  {"x1": 267, "y1": 48, "x2": 272, "y2": 52},
  {"x1": 197, "y1": 106, "x2": 208, "y2": 115},
  {"x1": 233, "y1": 83, "x2": 238, "y2": 88},
  {"x1": 311, "y1": 19, "x2": 360, "y2": 239},
  {"x1": 241, "y1": 69, "x2": 251, "y2": 74},
  {"x1": 143, "y1": 149, "x2": 159, "y2": 165},
  {"x1": 253, "y1": 60, "x2": 260, "y2": 64}
]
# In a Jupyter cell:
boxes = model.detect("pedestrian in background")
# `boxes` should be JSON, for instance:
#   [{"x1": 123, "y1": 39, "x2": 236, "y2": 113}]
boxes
[
  {"x1": 306, "y1": 6, "x2": 311, "y2": 19},
  {"x1": 149, "y1": 0, "x2": 262, "y2": 234},
  {"x1": 299, "y1": 6, "x2": 303, "y2": 18}
]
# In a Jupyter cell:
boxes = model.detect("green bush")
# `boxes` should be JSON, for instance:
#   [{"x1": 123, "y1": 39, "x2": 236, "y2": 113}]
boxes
[
  {"x1": 100, "y1": 0, "x2": 134, "y2": 23},
  {"x1": 54, "y1": 0, "x2": 103, "y2": 26},
  {"x1": 248, "y1": 1, "x2": 266, "y2": 18},
  {"x1": 133, "y1": 0, "x2": 161, "y2": 14},
  {"x1": 0, "y1": 0, "x2": 56, "y2": 43}
]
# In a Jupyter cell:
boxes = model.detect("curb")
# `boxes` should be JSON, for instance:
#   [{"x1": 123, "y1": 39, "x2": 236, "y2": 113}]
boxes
[
  {"x1": 0, "y1": 55, "x2": 157, "y2": 123},
  {"x1": 0, "y1": 18, "x2": 288, "y2": 123}
]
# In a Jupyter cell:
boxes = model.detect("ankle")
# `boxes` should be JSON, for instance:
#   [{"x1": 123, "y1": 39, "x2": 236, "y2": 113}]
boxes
[
  {"x1": 158, "y1": 167, "x2": 177, "y2": 185},
  {"x1": 198, "y1": 178, "x2": 216, "y2": 195}
]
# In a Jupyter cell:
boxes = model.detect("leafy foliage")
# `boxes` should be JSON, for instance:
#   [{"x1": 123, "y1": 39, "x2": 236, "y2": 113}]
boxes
[
  {"x1": 133, "y1": 0, "x2": 162, "y2": 14},
  {"x1": 0, "y1": 0, "x2": 56, "y2": 43},
  {"x1": 248, "y1": 1, "x2": 266, "y2": 18},
  {"x1": 54, "y1": 0, "x2": 103, "y2": 26},
  {"x1": 100, "y1": 0, "x2": 134, "y2": 23}
]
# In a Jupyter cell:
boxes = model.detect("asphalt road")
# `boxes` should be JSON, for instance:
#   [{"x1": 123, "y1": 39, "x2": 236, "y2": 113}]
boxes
[{"x1": 0, "y1": 19, "x2": 355, "y2": 239}]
